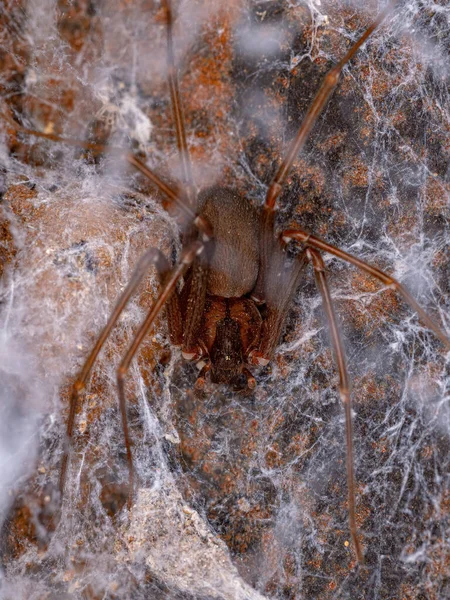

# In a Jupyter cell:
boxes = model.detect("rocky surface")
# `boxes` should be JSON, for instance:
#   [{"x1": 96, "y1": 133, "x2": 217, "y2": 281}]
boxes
[{"x1": 1, "y1": 1, "x2": 449, "y2": 598}]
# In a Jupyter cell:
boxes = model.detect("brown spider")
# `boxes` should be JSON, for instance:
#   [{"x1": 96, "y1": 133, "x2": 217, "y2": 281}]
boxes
[{"x1": 2, "y1": 0, "x2": 449, "y2": 571}]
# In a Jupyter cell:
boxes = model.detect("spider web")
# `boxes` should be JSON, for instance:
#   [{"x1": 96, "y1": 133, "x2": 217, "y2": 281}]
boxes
[{"x1": 0, "y1": 0, "x2": 449, "y2": 599}]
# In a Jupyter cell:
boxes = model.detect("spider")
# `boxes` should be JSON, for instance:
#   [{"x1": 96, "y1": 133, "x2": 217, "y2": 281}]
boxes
[{"x1": 1, "y1": 0, "x2": 449, "y2": 589}]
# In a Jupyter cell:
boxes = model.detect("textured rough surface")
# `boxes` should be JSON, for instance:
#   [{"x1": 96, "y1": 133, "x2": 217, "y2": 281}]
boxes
[
  {"x1": 122, "y1": 482, "x2": 267, "y2": 600},
  {"x1": 1, "y1": 1, "x2": 449, "y2": 599}
]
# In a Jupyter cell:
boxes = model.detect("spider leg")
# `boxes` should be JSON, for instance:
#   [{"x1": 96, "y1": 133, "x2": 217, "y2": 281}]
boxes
[
  {"x1": 306, "y1": 247, "x2": 363, "y2": 564},
  {"x1": 249, "y1": 251, "x2": 307, "y2": 365},
  {"x1": 60, "y1": 248, "x2": 171, "y2": 497},
  {"x1": 264, "y1": 1, "x2": 395, "y2": 211},
  {"x1": 1, "y1": 0, "x2": 213, "y2": 242},
  {"x1": 283, "y1": 228, "x2": 450, "y2": 349},
  {"x1": 0, "y1": 112, "x2": 202, "y2": 226},
  {"x1": 163, "y1": 0, "x2": 195, "y2": 207},
  {"x1": 0, "y1": 112, "x2": 213, "y2": 238},
  {"x1": 59, "y1": 242, "x2": 200, "y2": 502},
  {"x1": 162, "y1": 269, "x2": 184, "y2": 347},
  {"x1": 182, "y1": 257, "x2": 211, "y2": 352},
  {"x1": 253, "y1": 2, "x2": 395, "y2": 301},
  {"x1": 194, "y1": 362, "x2": 211, "y2": 390},
  {"x1": 116, "y1": 240, "x2": 205, "y2": 508}
]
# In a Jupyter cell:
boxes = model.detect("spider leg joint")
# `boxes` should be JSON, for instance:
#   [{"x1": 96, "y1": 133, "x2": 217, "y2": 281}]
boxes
[
  {"x1": 248, "y1": 350, "x2": 270, "y2": 367},
  {"x1": 181, "y1": 240, "x2": 204, "y2": 263}
]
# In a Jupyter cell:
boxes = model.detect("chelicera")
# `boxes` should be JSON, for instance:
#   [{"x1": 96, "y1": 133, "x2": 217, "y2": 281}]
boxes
[{"x1": 2, "y1": 0, "x2": 449, "y2": 565}]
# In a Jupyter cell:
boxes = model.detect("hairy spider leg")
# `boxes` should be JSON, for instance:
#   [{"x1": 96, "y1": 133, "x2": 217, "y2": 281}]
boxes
[
  {"x1": 253, "y1": 1, "x2": 395, "y2": 303},
  {"x1": 306, "y1": 247, "x2": 363, "y2": 563},
  {"x1": 163, "y1": 0, "x2": 196, "y2": 207},
  {"x1": 281, "y1": 227, "x2": 450, "y2": 562},
  {"x1": 60, "y1": 248, "x2": 170, "y2": 498},
  {"x1": 248, "y1": 1, "x2": 397, "y2": 563},
  {"x1": 264, "y1": 0, "x2": 396, "y2": 212},
  {"x1": 0, "y1": 112, "x2": 213, "y2": 238},
  {"x1": 66, "y1": 0, "x2": 206, "y2": 505},
  {"x1": 0, "y1": 0, "x2": 210, "y2": 504},
  {"x1": 59, "y1": 241, "x2": 203, "y2": 504},
  {"x1": 283, "y1": 229, "x2": 450, "y2": 351},
  {"x1": 116, "y1": 240, "x2": 205, "y2": 508},
  {"x1": 0, "y1": 121, "x2": 210, "y2": 504}
]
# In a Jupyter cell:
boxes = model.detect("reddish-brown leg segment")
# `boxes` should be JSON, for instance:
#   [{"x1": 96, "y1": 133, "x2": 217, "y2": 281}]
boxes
[
  {"x1": 254, "y1": 2, "x2": 395, "y2": 302},
  {"x1": 306, "y1": 247, "x2": 363, "y2": 563},
  {"x1": 283, "y1": 228, "x2": 450, "y2": 350},
  {"x1": 60, "y1": 239, "x2": 203, "y2": 505},
  {"x1": 249, "y1": 250, "x2": 307, "y2": 366},
  {"x1": 269, "y1": 224, "x2": 450, "y2": 563},
  {"x1": 0, "y1": 114, "x2": 189, "y2": 217},
  {"x1": 60, "y1": 246, "x2": 189, "y2": 500},
  {"x1": 163, "y1": 0, "x2": 196, "y2": 207},
  {"x1": 0, "y1": 113, "x2": 213, "y2": 239},
  {"x1": 60, "y1": 248, "x2": 170, "y2": 496},
  {"x1": 117, "y1": 240, "x2": 205, "y2": 507},
  {"x1": 286, "y1": 228, "x2": 450, "y2": 559},
  {"x1": 264, "y1": 1, "x2": 396, "y2": 211},
  {"x1": 1, "y1": 2, "x2": 213, "y2": 505}
]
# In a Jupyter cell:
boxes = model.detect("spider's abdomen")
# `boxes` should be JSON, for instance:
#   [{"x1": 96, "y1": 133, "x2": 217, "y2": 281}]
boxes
[{"x1": 198, "y1": 186, "x2": 259, "y2": 298}]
